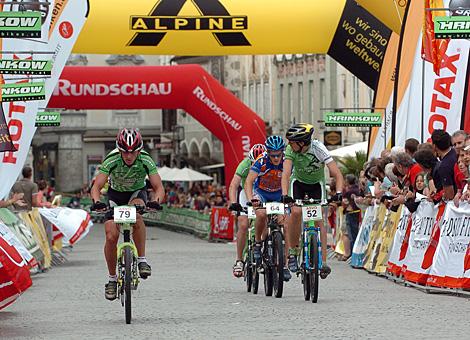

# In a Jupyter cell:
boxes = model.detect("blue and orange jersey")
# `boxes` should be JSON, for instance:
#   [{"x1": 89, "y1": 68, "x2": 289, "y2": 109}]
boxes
[{"x1": 250, "y1": 154, "x2": 283, "y2": 193}]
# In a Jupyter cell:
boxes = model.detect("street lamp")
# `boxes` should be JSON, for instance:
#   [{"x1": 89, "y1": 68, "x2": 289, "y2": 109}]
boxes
[
  {"x1": 356, "y1": 126, "x2": 369, "y2": 142},
  {"x1": 172, "y1": 125, "x2": 185, "y2": 168}
]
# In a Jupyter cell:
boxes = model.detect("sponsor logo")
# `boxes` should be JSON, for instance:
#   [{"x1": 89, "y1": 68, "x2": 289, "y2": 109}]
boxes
[
  {"x1": 35, "y1": 112, "x2": 61, "y2": 127},
  {"x1": 324, "y1": 112, "x2": 382, "y2": 127},
  {"x1": 0, "y1": 11, "x2": 41, "y2": 38},
  {"x1": 1, "y1": 82, "x2": 46, "y2": 102},
  {"x1": 59, "y1": 21, "x2": 73, "y2": 39},
  {"x1": 0, "y1": 59, "x2": 52, "y2": 75},
  {"x1": 434, "y1": 16, "x2": 470, "y2": 39},
  {"x1": 193, "y1": 86, "x2": 242, "y2": 131},
  {"x1": 427, "y1": 51, "x2": 461, "y2": 139},
  {"x1": 54, "y1": 79, "x2": 172, "y2": 96},
  {"x1": 128, "y1": 0, "x2": 250, "y2": 47}
]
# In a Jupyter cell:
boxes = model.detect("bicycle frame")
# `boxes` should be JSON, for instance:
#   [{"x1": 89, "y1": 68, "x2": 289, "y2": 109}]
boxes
[
  {"x1": 302, "y1": 220, "x2": 323, "y2": 271},
  {"x1": 116, "y1": 223, "x2": 140, "y2": 292}
]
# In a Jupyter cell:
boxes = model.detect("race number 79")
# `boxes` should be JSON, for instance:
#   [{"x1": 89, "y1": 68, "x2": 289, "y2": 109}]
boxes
[{"x1": 114, "y1": 206, "x2": 137, "y2": 223}]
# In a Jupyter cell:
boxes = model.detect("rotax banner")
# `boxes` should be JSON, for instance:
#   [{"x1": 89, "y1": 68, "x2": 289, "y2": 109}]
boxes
[{"x1": 73, "y1": 0, "x2": 391, "y2": 90}]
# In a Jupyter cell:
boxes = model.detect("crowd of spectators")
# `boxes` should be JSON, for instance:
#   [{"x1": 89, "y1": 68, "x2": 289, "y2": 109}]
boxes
[
  {"x1": 328, "y1": 129, "x2": 470, "y2": 260},
  {"x1": 161, "y1": 183, "x2": 228, "y2": 213}
]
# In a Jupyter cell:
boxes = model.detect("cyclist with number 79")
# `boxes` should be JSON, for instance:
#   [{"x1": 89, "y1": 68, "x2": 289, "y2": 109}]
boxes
[
  {"x1": 281, "y1": 124, "x2": 344, "y2": 279},
  {"x1": 90, "y1": 128, "x2": 165, "y2": 300}
]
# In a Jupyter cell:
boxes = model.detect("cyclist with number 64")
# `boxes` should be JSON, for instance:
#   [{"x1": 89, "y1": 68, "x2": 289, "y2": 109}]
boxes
[
  {"x1": 90, "y1": 128, "x2": 165, "y2": 300},
  {"x1": 245, "y1": 135, "x2": 291, "y2": 282},
  {"x1": 281, "y1": 124, "x2": 344, "y2": 279}
]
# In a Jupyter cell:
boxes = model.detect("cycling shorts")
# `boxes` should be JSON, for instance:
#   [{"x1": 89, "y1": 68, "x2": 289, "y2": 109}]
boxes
[
  {"x1": 253, "y1": 188, "x2": 282, "y2": 203},
  {"x1": 289, "y1": 179, "x2": 325, "y2": 201},
  {"x1": 238, "y1": 188, "x2": 248, "y2": 216},
  {"x1": 105, "y1": 187, "x2": 148, "y2": 221}
]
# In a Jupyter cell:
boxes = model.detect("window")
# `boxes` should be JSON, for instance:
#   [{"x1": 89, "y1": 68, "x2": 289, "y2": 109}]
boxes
[
  {"x1": 256, "y1": 82, "x2": 261, "y2": 115},
  {"x1": 263, "y1": 82, "x2": 270, "y2": 118},
  {"x1": 288, "y1": 83, "x2": 293, "y2": 120},
  {"x1": 298, "y1": 82, "x2": 303, "y2": 122},
  {"x1": 353, "y1": 76, "x2": 359, "y2": 109},
  {"x1": 308, "y1": 80, "x2": 314, "y2": 119},
  {"x1": 249, "y1": 83, "x2": 254, "y2": 109},
  {"x1": 279, "y1": 84, "x2": 284, "y2": 126},
  {"x1": 320, "y1": 78, "x2": 326, "y2": 111},
  {"x1": 242, "y1": 85, "x2": 247, "y2": 105}
]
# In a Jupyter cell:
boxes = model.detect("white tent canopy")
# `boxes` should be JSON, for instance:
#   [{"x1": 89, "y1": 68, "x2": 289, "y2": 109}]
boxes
[
  {"x1": 158, "y1": 167, "x2": 213, "y2": 182},
  {"x1": 329, "y1": 142, "x2": 368, "y2": 158}
]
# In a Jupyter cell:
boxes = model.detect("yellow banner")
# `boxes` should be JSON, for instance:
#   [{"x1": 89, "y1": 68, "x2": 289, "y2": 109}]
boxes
[
  {"x1": 355, "y1": 0, "x2": 407, "y2": 34},
  {"x1": 73, "y1": 0, "x2": 346, "y2": 55}
]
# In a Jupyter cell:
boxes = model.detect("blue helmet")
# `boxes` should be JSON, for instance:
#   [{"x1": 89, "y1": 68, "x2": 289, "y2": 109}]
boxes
[{"x1": 265, "y1": 135, "x2": 285, "y2": 151}]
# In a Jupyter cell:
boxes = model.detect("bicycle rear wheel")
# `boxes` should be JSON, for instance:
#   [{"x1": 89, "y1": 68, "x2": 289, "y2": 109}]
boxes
[
  {"x1": 272, "y1": 231, "x2": 284, "y2": 298},
  {"x1": 124, "y1": 247, "x2": 132, "y2": 324},
  {"x1": 310, "y1": 234, "x2": 319, "y2": 303},
  {"x1": 252, "y1": 266, "x2": 259, "y2": 294}
]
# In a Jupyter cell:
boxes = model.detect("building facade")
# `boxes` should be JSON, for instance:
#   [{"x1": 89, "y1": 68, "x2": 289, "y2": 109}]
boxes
[{"x1": 31, "y1": 53, "x2": 373, "y2": 191}]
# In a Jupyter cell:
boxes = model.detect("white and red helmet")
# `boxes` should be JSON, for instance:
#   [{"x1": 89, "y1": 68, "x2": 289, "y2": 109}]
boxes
[
  {"x1": 249, "y1": 144, "x2": 266, "y2": 161},
  {"x1": 116, "y1": 128, "x2": 143, "y2": 152}
]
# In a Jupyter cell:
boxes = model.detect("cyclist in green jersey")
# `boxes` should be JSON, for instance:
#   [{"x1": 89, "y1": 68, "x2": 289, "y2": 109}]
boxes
[
  {"x1": 228, "y1": 144, "x2": 266, "y2": 277},
  {"x1": 281, "y1": 123, "x2": 344, "y2": 279},
  {"x1": 91, "y1": 128, "x2": 165, "y2": 300}
]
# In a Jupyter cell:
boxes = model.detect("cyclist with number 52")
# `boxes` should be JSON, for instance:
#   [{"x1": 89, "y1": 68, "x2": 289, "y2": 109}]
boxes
[
  {"x1": 281, "y1": 123, "x2": 344, "y2": 279},
  {"x1": 90, "y1": 128, "x2": 165, "y2": 301},
  {"x1": 245, "y1": 135, "x2": 291, "y2": 282}
]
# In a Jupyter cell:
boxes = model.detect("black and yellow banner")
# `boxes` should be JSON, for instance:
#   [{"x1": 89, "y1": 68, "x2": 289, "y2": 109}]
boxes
[
  {"x1": 328, "y1": 0, "x2": 392, "y2": 89},
  {"x1": 73, "y1": 0, "x2": 347, "y2": 55}
]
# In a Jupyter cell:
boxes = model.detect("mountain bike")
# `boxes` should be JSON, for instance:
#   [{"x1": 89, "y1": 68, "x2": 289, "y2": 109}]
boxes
[
  {"x1": 97, "y1": 204, "x2": 160, "y2": 324},
  {"x1": 256, "y1": 202, "x2": 286, "y2": 298},
  {"x1": 293, "y1": 198, "x2": 325, "y2": 303},
  {"x1": 229, "y1": 205, "x2": 259, "y2": 294}
]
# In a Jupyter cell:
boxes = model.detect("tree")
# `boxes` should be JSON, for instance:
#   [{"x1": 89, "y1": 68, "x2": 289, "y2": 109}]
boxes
[{"x1": 334, "y1": 151, "x2": 367, "y2": 178}]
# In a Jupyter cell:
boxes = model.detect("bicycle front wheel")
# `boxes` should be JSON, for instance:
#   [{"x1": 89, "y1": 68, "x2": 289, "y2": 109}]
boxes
[
  {"x1": 272, "y1": 231, "x2": 284, "y2": 298},
  {"x1": 124, "y1": 247, "x2": 133, "y2": 324},
  {"x1": 245, "y1": 246, "x2": 253, "y2": 293},
  {"x1": 310, "y1": 234, "x2": 319, "y2": 303},
  {"x1": 301, "y1": 244, "x2": 311, "y2": 301}
]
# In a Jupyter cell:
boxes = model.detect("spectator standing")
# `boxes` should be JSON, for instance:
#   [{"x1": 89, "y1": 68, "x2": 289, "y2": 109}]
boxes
[
  {"x1": 451, "y1": 130, "x2": 468, "y2": 156},
  {"x1": 36, "y1": 180, "x2": 52, "y2": 208},
  {"x1": 11, "y1": 166, "x2": 38, "y2": 210},
  {"x1": 405, "y1": 138, "x2": 420, "y2": 158},
  {"x1": 431, "y1": 129, "x2": 457, "y2": 201},
  {"x1": 343, "y1": 174, "x2": 361, "y2": 253}
]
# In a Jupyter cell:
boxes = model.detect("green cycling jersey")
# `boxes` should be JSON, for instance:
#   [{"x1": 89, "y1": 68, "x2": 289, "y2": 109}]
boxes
[
  {"x1": 235, "y1": 158, "x2": 251, "y2": 188},
  {"x1": 284, "y1": 139, "x2": 333, "y2": 184},
  {"x1": 99, "y1": 149, "x2": 158, "y2": 192}
]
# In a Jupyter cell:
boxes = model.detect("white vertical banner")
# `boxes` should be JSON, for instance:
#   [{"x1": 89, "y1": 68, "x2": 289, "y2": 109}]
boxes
[
  {"x1": 0, "y1": 0, "x2": 89, "y2": 199},
  {"x1": 427, "y1": 202, "x2": 470, "y2": 289},
  {"x1": 351, "y1": 204, "x2": 378, "y2": 268},
  {"x1": 402, "y1": 201, "x2": 439, "y2": 285},
  {"x1": 394, "y1": 0, "x2": 470, "y2": 146},
  {"x1": 387, "y1": 205, "x2": 412, "y2": 276}
]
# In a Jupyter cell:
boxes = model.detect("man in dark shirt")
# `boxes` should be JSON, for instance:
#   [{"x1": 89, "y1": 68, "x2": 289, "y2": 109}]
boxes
[{"x1": 431, "y1": 129, "x2": 457, "y2": 201}]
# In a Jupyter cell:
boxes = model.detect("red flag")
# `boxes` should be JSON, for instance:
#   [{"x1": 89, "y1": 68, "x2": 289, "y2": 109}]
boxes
[
  {"x1": 0, "y1": 235, "x2": 32, "y2": 309},
  {"x1": 0, "y1": 106, "x2": 16, "y2": 152},
  {"x1": 465, "y1": 243, "x2": 470, "y2": 272},
  {"x1": 422, "y1": 0, "x2": 449, "y2": 75},
  {"x1": 399, "y1": 214, "x2": 414, "y2": 261},
  {"x1": 421, "y1": 203, "x2": 446, "y2": 270}
]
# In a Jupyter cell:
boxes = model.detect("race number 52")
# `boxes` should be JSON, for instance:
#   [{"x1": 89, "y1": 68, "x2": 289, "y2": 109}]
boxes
[
  {"x1": 114, "y1": 206, "x2": 137, "y2": 223},
  {"x1": 302, "y1": 205, "x2": 322, "y2": 221}
]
